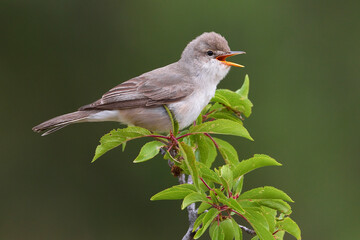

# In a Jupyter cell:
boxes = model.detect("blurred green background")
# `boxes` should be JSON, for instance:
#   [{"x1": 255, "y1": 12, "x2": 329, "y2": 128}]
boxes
[{"x1": 1, "y1": 0, "x2": 359, "y2": 239}]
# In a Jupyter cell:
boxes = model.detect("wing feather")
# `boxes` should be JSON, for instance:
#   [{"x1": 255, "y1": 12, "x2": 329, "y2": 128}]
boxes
[{"x1": 79, "y1": 66, "x2": 194, "y2": 111}]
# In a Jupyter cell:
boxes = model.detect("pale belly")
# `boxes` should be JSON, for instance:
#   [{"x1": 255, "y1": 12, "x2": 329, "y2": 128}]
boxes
[
  {"x1": 86, "y1": 88, "x2": 215, "y2": 133},
  {"x1": 169, "y1": 87, "x2": 216, "y2": 130}
]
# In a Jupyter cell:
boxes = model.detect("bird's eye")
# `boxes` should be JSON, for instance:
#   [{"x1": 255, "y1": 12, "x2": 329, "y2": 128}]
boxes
[{"x1": 207, "y1": 51, "x2": 214, "y2": 56}]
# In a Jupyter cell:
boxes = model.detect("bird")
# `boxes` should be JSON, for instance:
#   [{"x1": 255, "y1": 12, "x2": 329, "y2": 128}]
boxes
[{"x1": 32, "y1": 32, "x2": 245, "y2": 136}]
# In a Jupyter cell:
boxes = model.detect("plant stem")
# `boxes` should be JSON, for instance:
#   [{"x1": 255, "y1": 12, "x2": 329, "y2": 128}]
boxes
[
  {"x1": 179, "y1": 175, "x2": 198, "y2": 240},
  {"x1": 239, "y1": 224, "x2": 256, "y2": 236},
  {"x1": 204, "y1": 133, "x2": 219, "y2": 149}
]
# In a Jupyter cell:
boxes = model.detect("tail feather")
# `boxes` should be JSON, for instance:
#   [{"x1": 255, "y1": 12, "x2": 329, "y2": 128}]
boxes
[{"x1": 32, "y1": 110, "x2": 100, "y2": 136}]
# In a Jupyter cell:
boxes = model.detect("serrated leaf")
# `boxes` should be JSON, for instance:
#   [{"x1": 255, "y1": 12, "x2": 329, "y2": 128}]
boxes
[
  {"x1": 193, "y1": 212, "x2": 206, "y2": 231},
  {"x1": 189, "y1": 119, "x2": 253, "y2": 141},
  {"x1": 238, "y1": 186, "x2": 294, "y2": 202},
  {"x1": 92, "y1": 126, "x2": 151, "y2": 162},
  {"x1": 236, "y1": 74, "x2": 250, "y2": 98},
  {"x1": 262, "y1": 207, "x2": 277, "y2": 233},
  {"x1": 210, "y1": 190, "x2": 219, "y2": 204},
  {"x1": 209, "y1": 222, "x2": 225, "y2": 240},
  {"x1": 210, "y1": 223, "x2": 225, "y2": 240},
  {"x1": 194, "y1": 208, "x2": 220, "y2": 239},
  {"x1": 274, "y1": 231, "x2": 285, "y2": 239},
  {"x1": 150, "y1": 184, "x2": 195, "y2": 201},
  {"x1": 256, "y1": 199, "x2": 292, "y2": 215},
  {"x1": 214, "y1": 189, "x2": 228, "y2": 200},
  {"x1": 238, "y1": 200, "x2": 261, "y2": 209},
  {"x1": 231, "y1": 218, "x2": 243, "y2": 240},
  {"x1": 220, "y1": 165, "x2": 234, "y2": 192},
  {"x1": 194, "y1": 134, "x2": 217, "y2": 167},
  {"x1": 219, "y1": 197, "x2": 245, "y2": 214},
  {"x1": 181, "y1": 192, "x2": 208, "y2": 210},
  {"x1": 196, "y1": 162, "x2": 222, "y2": 184},
  {"x1": 220, "y1": 219, "x2": 235, "y2": 240},
  {"x1": 214, "y1": 137, "x2": 239, "y2": 165},
  {"x1": 174, "y1": 183, "x2": 197, "y2": 191},
  {"x1": 276, "y1": 218, "x2": 301, "y2": 240},
  {"x1": 233, "y1": 176, "x2": 244, "y2": 195},
  {"x1": 207, "y1": 110, "x2": 243, "y2": 124},
  {"x1": 133, "y1": 141, "x2": 164, "y2": 163},
  {"x1": 233, "y1": 154, "x2": 282, "y2": 179},
  {"x1": 212, "y1": 88, "x2": 253, "y2": 117},
  {"x1": 209, "y1": 102, "x2": 225, "y2": 113},
  {"x1": 243, "y1": 208, "x2": 274, "y2": 240},
  {"x1": 179, "y1": 142, "x2": 200, "y2": 190},
  {"x1": 198, "y1": 202, "x2": 212, "y2": 214}
]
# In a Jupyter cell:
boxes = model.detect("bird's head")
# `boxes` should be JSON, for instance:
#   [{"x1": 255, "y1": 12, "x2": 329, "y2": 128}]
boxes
[{"x1": 180, "y1": 32, "x2": 245, "y2": 73}]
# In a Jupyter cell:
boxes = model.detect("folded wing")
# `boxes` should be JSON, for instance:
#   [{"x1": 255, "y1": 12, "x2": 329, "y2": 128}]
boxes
[{"x1": 79, "y1": 69, "x2": 194, "y2": 111}]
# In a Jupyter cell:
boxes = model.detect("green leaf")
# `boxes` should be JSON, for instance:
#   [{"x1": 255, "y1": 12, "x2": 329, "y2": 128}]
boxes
[
  {"x1": 189, "y1": 119, "x2": 253, "y2": 141},
  {"x1": 212, "y1": 86, "x2": 253, "y2": 117},
  {"x1": 193, "y1": 212, "x2": 206, "y2": 231},
  {"x1": 256, "y1": 199, "x2": 292, "y2": 215},
  {"x1": 181, "y1": 192, "x2": 208, "y2": 210},
  {"x1": 274, "y1": 231, "x2": 285, "y2": 240},
  {"x1": 231, "y1": 218, "x2": 243, "y2": 240},
  {"x1": 238, "y1": 200, "x2": 261, "y2": 209},
  {"x1": 194, "y1": 134, "x2": 217, "y2": 167},
  {"x1": 220, "y1": 165, "x2": 234, "y2": 193},
  {"x1": 236, "y1": 74, "x2": 250, "y2": 98},
  {"x1": 92, "y1": 126, "x2": 151, "y2": 162},
  {"x1": 262, "y1": 207, "x2": 277, "y2": 233},
  {"x1": 196, "y1": 162, "x2": 222, "y2": 184},
  {"x1": 197, "y1": 104, "x2": 212, "y2": 125},
  {"x1": 243, "y1": 208, "x2": 274, "y2": 240},
  {"x1": 163, "y1": 105, "x2": 179, "y2": 136},
  {"x1": 150, "y1": 184, "x2": 195, "y2": 201},
  {"x1": 219, "y1": 197, "x2": 245, "y2": 214},
  {"x1": 179, "y1": 142, "x2": 200, "y2": 189},
  {"x1": 276, "y1": 217, "x2": 301, "y2": 240},
  {"x1": 210, "y1": 223, "x2": 225, "y2": 240},
  {"x1": 233, "y1": 176, "x2": 244, "y2": 195},
  {"x1": 208, "y1": 102, "x2": 225, "y2": 113},
  {"x1": 213, "y1": 137, "x2": 239, "y2": 165},
  {"x1": 194, "y1": 208, "x2": 220, "y2": 239},
  {"x1": 233, "y1": 154, "x2": 282, "y2": 179},
  {"x1": 198, "y1": 202, "x2": 212, "y2": 214},
  {"x1": 238, "y1": 186, "x2": 294, "y2": 202},
  {"x1": 220, "y1": 219, "x2": 235, "y2": 240},
  {"x1": 133, "y1": 141, "x2": 164, "y2": 163},
  {"x1": 210, "y1": 190, "x2": 219, "y2": 204},
  {"x1": 121, "y1": 142, "x2": 126, "y2": 152},
  {"x1": 207, "y1": 110, "x2": 243, "y2": 124}
]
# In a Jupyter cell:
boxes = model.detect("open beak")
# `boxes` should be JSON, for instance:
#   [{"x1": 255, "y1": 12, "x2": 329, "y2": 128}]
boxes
[{"x1": 216, "y1": 51, "x2": 246, "y2": 67}]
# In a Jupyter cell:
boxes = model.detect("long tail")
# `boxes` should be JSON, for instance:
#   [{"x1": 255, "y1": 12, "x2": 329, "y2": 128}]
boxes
[{"x1": 32, "y1": 110, "x2": 100, "y2": 136}]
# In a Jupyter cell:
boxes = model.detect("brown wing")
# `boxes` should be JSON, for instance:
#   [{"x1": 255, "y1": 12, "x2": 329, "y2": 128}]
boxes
[{"x1": 79, "y1": 72, "x2": 194, "y2": 111}]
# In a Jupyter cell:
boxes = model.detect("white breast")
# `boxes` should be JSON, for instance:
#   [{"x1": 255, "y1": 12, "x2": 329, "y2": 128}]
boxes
[{"x1": 170, "y1": 59, "x2": 230, "y2": 129}]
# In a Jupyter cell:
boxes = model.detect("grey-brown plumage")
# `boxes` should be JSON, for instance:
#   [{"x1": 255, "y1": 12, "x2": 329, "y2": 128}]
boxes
[{"x1": 33, "y1": 32, "x2": 244, "y2": 136}]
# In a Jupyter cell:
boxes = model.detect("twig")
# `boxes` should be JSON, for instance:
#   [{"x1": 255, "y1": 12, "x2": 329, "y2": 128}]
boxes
[
  {"x1": 167, "y1": 161, "x2": 198, "y2": 240},
  {"x1": 180, "y1": 175, "x2": 198, "y2": 240},
  {"x1": 239, "y1": 224, "x2": 256, "y2": 235}
]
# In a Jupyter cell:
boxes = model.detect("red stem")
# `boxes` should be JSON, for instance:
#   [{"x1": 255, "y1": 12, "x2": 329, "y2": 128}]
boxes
[
  {"x1": 200, "y1": 177, "x2": 212, "y2": 191},
  {"x1": 176, "y1": 132, "x2": 198, "y2": 140},
  {"x1": 204, "y1": 133, "x2": 219, "y2": 149},
  {"x1": 231, "y1": 209, "x2": 249, "y2": 223},
  {"x1": 273, "y1": 230, "x2": 280, "y2": 236},
  {"x1": 146, "y1": 135, "x2": 170, "y2": 140}
]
